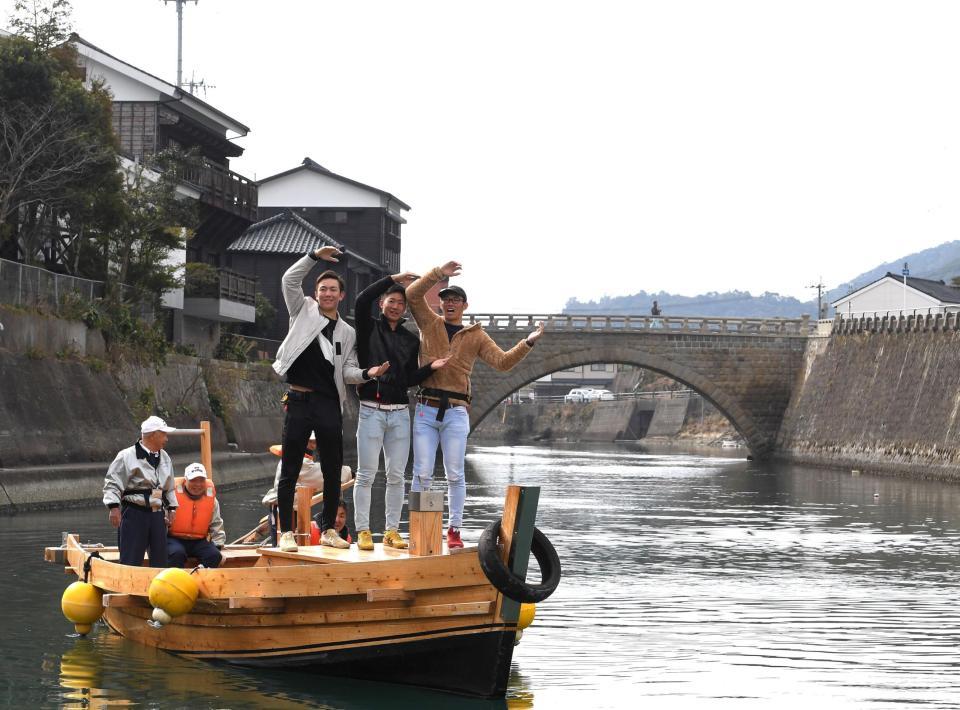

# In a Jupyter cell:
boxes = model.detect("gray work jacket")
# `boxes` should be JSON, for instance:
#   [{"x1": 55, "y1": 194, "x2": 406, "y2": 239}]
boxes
[{"x1": 103, "y1": 444, "x2": 177, "y2": 509}]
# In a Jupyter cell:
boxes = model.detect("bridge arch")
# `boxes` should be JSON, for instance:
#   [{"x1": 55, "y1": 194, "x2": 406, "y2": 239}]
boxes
[
  {"x1": 454, "y1": 314, "x2": 810, "y2": 458},
  {"x1": 469, "y1": 345, "x2": 768, "y2": 454}
]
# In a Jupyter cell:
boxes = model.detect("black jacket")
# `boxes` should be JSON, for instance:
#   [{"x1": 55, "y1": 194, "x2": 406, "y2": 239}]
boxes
[{"x1": 355, "y1": 276, "x2": 433, "y2": 405}]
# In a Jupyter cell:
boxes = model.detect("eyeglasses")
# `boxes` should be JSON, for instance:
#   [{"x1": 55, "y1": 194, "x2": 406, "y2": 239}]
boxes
[{"x1": 441, "y1": 297, "x2": 464, "y2": 304}]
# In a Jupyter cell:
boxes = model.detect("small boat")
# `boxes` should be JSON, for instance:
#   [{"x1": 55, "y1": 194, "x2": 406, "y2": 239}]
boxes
[{"x1": 46, "y1": 422, "x2": 561, "y2": 699}]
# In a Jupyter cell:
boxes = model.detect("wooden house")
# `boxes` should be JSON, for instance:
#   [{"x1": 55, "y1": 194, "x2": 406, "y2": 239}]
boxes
[{"x1": 73, "y1": 35, "x2": 260, "y2": 354}]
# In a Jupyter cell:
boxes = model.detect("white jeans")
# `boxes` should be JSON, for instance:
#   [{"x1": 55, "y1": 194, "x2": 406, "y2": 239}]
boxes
[
  {"x1": 354, "y1": 405, "x2": 411, "y2": 532},
  {"x1": 411, "y1": 403, "x2": 469, "y2": 529}
]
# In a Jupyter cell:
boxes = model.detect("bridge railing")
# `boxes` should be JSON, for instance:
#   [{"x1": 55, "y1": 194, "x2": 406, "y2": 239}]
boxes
[{"x1": 464, "y1": 313, "x2": 815, "y2": 335}]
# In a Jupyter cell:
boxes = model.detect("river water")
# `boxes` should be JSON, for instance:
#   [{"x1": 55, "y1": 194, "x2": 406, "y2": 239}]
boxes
[{"x1": 3, "y1": 443, "x2": 960, "y2": 709}]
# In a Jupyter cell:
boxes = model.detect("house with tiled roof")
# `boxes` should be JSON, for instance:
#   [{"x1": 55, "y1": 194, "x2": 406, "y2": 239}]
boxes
[
  {"x1": 831, "y1": 272, "x2": 960, "y2": 318},
  {"x1": 257, "y1": 157, "x2": 410, "y2": 277},
  {"x1": 226, "y1": 211, "x2": 382, "y2": 341}
]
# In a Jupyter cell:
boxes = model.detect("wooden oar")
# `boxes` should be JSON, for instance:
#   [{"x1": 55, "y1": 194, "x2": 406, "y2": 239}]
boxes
[{"x1": 231, "y1": 479, "x2": 355, "y2": 545}]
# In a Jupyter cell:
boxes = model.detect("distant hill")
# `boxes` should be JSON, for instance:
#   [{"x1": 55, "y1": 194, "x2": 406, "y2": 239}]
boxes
[{"x1": 564, "y1": 240, "x2": 960, "y2": 319}]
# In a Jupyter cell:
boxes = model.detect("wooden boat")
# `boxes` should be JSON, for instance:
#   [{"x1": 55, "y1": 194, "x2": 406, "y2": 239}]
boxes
[{"x1": 45, "y1": 423, "x2": 560, "y2": 699}]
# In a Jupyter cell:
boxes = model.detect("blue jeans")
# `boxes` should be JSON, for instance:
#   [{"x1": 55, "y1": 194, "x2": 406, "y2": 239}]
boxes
[
  {"x1": 354, "y1": 404, "x2": 411, "y2": 532},
  {"x1": 411, "y1": 403, "x2": 469, "y2": 528}
]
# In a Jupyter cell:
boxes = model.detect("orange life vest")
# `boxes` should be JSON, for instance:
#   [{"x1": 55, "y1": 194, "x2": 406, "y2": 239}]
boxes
[{"x1": 169, "y1": 477, "x2": 216, "y2": 540}]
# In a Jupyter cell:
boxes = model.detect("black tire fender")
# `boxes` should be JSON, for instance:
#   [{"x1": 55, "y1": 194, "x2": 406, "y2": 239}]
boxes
[{"x1": 477, "y1": 520, "x2": 561, "y2": 604}]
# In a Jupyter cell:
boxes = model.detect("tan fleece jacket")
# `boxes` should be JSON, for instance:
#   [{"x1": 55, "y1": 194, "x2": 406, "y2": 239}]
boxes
[{"x1": 406, "y1": 267, "x2": 533, "y2": 407}]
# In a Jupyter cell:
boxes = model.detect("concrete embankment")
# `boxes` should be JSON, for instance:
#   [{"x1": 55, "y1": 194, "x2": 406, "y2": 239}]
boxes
[
  {"x1": 0, "y1": 308, "x2": 360, "y2": 511},
  {"x1": 775, "y1": 323, "x2": 960, "y2": 479}
]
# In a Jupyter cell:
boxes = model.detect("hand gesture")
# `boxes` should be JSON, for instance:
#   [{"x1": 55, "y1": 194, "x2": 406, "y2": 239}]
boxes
[
  {"x1": 108, "y1": 508, "x2": 121, "y2": 528},
  {"x1": 391, "y1": 271, "x2": 420, "y2": 286},
  {"x1": 314, "y1": 245, "x2": 343, "y2": 262},
  {"x1": 526, "y1": 321, "x2": 545, "y2": 346},
  {"x1": 430, "y1": 357, "x2": 450, "y2": 370},
  {"x1": 439, "y1": 261, "x2": 462, "y2": 278},
  {"x1": 367, "y1": 361, "x2": 391, "y2": 378}
]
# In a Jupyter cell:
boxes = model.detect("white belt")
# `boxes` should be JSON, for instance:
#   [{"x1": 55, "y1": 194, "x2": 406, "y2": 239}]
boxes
[{"x1": 361, "y1": 400, "x2": 409, "y2": 411}]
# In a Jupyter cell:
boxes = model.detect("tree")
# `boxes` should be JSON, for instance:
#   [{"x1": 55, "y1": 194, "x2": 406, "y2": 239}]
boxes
[{"x1": 0, "y1": 2, "x2": 120, "y2": 265}]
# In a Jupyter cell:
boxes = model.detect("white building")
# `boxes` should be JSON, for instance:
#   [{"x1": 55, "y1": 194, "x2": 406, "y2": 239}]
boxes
[{"x1": 831, "y1": 272, "x2": 960, "y2": 318}]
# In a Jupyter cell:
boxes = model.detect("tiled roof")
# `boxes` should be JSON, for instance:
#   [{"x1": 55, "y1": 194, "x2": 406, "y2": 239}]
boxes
[
  {"x1": 227, "y1": 211, "x2": 344, "y2": 254},
  {"x1": 884, "y1": 272, "x2": 960, "y2": 304}
]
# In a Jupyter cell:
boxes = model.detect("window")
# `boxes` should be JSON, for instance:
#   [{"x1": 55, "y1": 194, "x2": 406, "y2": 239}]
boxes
[{"x1": 590, "y1": 363, "x2": 608, "y2": 371}]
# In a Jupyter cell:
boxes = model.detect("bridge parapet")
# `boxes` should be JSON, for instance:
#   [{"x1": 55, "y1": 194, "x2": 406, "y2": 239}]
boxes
[{"x1": 465, "y1": 313, "x2": 814, "y2": 336}]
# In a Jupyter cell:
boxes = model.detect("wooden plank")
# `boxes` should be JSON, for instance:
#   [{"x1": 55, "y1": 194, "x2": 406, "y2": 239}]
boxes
[
  {"x1": 366, "y1": 589, "x2": 414, "y2": 603},
  {"x1": 494, "y1": 485, "x2": 522, "y2": 622},
  {"x1": 45, "y1": 547, "x2": 65, "y2": 564},
  {"x1": 103, "y1": 593, "x2": 147, "y2": 609},
  {"x1": 228, "y1": 597, "x2": 286, "y2": 611}
]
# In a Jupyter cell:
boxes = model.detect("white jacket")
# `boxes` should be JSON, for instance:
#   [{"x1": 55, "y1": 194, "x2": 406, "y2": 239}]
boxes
[{"x1": 272, "y1": 254, "x2": 366, "y2": 409}]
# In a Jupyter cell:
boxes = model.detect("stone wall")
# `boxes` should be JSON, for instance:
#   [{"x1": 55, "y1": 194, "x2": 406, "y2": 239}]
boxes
[{"x1": 775, "y1": 326, "x2": 960, "y2": 479}]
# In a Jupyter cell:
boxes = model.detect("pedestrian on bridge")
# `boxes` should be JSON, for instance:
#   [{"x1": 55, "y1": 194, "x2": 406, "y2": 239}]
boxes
[{"x1": 406, "y1": 261, "x2": 544, "y2": 548}]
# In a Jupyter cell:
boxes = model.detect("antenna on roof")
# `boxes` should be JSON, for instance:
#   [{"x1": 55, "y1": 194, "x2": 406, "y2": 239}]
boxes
[
  {"x1": 183, "y1": 69, "x2": 215, "y2": 97},
  {"x1": 162, "y1": 0, "x2": 198, "y2": 88}
]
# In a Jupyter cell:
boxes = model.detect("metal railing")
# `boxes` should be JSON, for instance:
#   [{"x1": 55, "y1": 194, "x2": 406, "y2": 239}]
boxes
[
  {"x1": 0, "y1": 258, "x2": 151, "y2": 320},
  {"x1": 464, "y1": 313, "x2": 815, "y2": 335},
  {"x1": 524, "y1": 388, "x2": 697, "y2": 404}
]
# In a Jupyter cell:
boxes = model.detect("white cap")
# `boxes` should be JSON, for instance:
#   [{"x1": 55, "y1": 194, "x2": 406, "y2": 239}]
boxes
[
  {"x1": 184, "y1": 462, "x2": 207, "y2": 480},
  {"x1": 141, "y1": 415, "x2": 176, "y2": 435}
]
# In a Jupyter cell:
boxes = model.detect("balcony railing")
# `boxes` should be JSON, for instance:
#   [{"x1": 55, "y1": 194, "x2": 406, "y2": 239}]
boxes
[
  {"x1": 178, "y1": 159, "x2": 258, "y2": 221},
  {"x1": 185, "y1": 267, "x2": 257, "y2": 306}
]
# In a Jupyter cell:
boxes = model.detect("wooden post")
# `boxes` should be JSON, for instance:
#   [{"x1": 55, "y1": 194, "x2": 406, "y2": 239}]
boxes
[
  {"x1": 295, "y1": 486, "x2": 314, "y2": 545},
  {"x1": 495, "y1": 485, "x2": 541, "y2": 625},
  {"x1": 408, "y1": 491, "x2": 444, "y2": 556},
  {"x1": 200, "y1": 420, "x2": 213, "y2": 481}
]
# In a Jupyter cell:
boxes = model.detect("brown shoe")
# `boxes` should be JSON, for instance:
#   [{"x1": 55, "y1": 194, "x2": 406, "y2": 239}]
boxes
[{"x1": 383, "y1": 528, "x2": 408, "y2": 549}]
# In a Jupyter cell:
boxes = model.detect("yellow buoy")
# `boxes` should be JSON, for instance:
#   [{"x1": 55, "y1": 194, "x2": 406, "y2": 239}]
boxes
[
  {"x1": 147, "y1": 567, "x2": 199, "y2": 625},
  {"x1": 517, "y1": 602, "x2": 536, "y2": 631},
  {"x1": 61, "y1": 581, "x2": 103, "y2": 635}
]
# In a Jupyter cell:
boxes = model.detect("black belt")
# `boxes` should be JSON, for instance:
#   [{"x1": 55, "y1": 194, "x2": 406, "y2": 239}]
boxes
[
  {"x1": 121, "y1": 488, "x2": 165, "y2": 511},
  {"x1": 417, "y1": 387, "x2": 471, "y2": 422}
]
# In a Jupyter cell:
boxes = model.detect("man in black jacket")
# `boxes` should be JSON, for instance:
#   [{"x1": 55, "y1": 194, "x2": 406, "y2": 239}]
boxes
[{"x1": 354, "y1": 272, "x2": 447, "y2": 551}]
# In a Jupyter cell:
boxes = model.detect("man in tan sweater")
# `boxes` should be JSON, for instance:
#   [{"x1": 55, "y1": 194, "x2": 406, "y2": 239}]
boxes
[{"x1": 406, "y1": 261, "x2": 544, "y2": 547}]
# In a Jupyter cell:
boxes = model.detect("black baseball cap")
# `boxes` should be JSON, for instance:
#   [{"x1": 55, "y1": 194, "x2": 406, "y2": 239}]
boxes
[{"x1": 438, "y1": 285, "x2": 467, "y2": 301}]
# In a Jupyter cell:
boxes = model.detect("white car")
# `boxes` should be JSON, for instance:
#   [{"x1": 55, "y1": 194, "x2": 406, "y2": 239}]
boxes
[
  {"x1": 586, "y1": 389, "x2": 615, "y2": 401},
  {"x1": 564, "y1": 388, "x2": 594, "y2": 403}
]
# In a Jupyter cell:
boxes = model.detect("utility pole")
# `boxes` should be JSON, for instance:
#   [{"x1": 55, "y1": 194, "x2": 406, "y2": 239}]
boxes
[
  {"x1": 163, "y1": 0, "x2": 198, "y2": 88},
  {"x1": 808, "y1": 277, "x2": 825, "y2": 319},
  {"x1": 902, "y1": 262, "x2": 909, "y2": 315}
]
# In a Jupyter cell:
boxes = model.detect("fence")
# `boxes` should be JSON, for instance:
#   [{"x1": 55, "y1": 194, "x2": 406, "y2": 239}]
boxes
[{"x1": 0, "y1": 258, "x2": 150, "y2": 320}]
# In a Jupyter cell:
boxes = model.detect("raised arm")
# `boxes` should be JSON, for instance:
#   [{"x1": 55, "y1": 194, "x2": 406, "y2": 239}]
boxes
[
  {"x1": 476, "y1": 330, "x2": 533, "y2": 372},
  {"x1": 281, "y1": 246, "x2": 343, "y2": 317},
  {"x1": 406, "y1": 261, "x2": 462, "y2": 326}
]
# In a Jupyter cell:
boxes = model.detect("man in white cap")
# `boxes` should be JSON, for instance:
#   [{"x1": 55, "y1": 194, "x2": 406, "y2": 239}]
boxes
[
  {"x1": 103, "y1": 415, "x2": 179, "y2": 566},
  {"x1": 167, "y1": 462, "x2": 225, "y2": 568}
]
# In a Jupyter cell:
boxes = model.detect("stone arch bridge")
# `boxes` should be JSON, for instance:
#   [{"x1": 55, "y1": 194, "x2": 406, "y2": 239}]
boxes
[{"x1": 465, "y1": 314, "x2": 816, "y2": 457}]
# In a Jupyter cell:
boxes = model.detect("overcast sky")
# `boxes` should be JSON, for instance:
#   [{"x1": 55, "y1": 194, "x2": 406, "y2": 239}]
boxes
[{"x1": 6, "y1": 0, "x2": 960, "y2": 313}]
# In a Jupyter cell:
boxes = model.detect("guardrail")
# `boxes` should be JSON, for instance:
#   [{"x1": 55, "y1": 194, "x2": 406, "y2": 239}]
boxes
[
  {"x1": 464, "y1": 313, "x2": 814, "y2": 335},
  {"x1": 506, "y1": 389, "x2": 698, "y2": 404}
]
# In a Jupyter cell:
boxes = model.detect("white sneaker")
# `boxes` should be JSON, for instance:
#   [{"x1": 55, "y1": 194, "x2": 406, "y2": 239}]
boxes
[
  {"x1": 321, "y1": 528, "x2": 350, "y2": 549},
  {"x1": 279, "y1": 531, "x2": 298, "y2": 552}
]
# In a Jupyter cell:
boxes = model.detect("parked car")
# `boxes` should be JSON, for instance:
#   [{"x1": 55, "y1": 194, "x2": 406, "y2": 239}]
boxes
[
  {"x1": 587, "y1": 389, "x2": 615, "y2": 401},
  {"x1": 564, "y1": 388, "x2": 594, "y2": 403}
]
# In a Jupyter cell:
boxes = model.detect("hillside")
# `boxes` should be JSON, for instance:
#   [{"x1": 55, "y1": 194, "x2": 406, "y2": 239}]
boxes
[{"x1": 565, "y1": 241, "x2": 960, "y2": 318}]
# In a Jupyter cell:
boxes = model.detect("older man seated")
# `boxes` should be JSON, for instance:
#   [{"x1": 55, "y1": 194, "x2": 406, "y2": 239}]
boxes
[{"x1": 167, "y1": 462, "x2": 225, "y2": 568}]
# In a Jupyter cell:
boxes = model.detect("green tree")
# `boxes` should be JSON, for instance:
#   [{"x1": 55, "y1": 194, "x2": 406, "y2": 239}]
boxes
[{"x1": 0, "y1": 1, "x2": 121, "y2": 265}]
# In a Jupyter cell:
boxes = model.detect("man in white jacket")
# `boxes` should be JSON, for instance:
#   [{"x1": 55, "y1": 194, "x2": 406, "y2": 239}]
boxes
[{"x1": 272, "y1": 246, "x2": 388, "y2": 551}]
